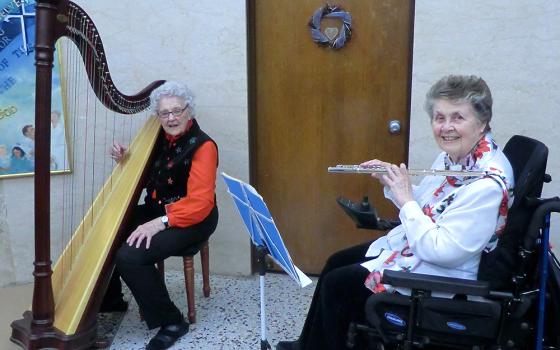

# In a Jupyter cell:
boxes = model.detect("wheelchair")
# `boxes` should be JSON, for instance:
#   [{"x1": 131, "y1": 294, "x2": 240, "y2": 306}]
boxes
[{"x1": 338, "y1": 135, "x2": 560, "y2": 350}]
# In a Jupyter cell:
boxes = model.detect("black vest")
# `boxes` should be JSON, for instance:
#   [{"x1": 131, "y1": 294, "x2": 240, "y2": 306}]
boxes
[{"x1": 144, "y1": 119, "x2": 217, "y2": 215}]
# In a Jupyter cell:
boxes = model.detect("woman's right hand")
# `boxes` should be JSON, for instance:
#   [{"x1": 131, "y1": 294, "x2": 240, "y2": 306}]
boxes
[
  {"x1": 110, "y1": 142, "x2": 128, "y2": 163},
  {"x1": 360, "y1": 159, "x2": 392, "y2": 186}
]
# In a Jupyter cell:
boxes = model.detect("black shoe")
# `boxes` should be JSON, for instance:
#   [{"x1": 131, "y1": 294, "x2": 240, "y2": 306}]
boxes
[
  {"x1": 99, "y1": 299, "x2": 128, "y2": 313},
  {"x1": 276, "y1": 340, "x2": 301, "y2": 350},
  {"x1": 146, "y1": 319, "x2": 189, "y2": 350}
]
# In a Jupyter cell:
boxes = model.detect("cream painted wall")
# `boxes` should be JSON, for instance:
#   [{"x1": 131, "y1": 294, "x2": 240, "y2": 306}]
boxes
[
  {"x1": 0, "y1": 0, "x2": 559, "y2": 287},
  {"x1": 409, "y1": 0, "x2": 560, "y2": 251}
]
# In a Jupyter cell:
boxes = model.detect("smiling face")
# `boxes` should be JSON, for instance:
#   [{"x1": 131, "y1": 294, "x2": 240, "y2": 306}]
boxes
[
  {"x1": 431, "y1": 99, "x2": 487, "y2": 162},
  {"x1": 156, "y1": 96, "x2": 191, "y2": 136}
]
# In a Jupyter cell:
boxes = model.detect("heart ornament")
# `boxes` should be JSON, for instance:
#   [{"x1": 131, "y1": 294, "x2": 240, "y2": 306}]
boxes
[{"x1": 324, "y1": 27, "x2": 339, "y2": 41}]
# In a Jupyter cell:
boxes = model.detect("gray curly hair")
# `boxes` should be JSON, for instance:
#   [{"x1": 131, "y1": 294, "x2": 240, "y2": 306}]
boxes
[
  {"x1": 150, "y1": 81, "x2": 196, "y2": 117},
  {"x1": 424, "y1": 75, "x2": 493, "y2": 131}
]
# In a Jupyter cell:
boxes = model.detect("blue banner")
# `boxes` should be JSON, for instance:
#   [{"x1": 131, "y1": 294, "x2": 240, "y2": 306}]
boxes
[{"x1": 0, "y1": 0, "x2": 69, "y2": 177}]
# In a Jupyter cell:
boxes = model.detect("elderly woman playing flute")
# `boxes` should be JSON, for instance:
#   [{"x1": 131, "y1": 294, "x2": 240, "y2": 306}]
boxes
[{"x1": 277, "y1": 74, "x2": 515, "y2": 350}]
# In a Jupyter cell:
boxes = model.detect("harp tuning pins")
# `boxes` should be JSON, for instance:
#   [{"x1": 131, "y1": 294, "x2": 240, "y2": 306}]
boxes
[{"x1": 56, "y1": 14, "x2": 69, "y2": 23}]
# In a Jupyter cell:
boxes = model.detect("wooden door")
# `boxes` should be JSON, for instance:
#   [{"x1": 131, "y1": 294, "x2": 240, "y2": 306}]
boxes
[{"x1": 248, "y1": 0, "x2": 415, "y2": 273}]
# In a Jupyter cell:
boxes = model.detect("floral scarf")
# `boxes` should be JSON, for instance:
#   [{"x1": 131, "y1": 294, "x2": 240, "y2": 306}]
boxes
[{"x1": 364, "y1": 132, "x2": 514, "y2": 293}]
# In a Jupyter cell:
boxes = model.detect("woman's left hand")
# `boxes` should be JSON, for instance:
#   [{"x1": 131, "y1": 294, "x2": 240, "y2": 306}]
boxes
[
  {"x1": 383, "y1": 163, "x2": 414, "y2": 207},
  {"x1": 126, "y1": 217, "x2": 166, "y2": 249}
]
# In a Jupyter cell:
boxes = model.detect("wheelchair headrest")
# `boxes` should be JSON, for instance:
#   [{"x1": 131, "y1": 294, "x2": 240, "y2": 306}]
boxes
[{"x1": 503, "y1": 135, "x2": 548, "y2": 210}]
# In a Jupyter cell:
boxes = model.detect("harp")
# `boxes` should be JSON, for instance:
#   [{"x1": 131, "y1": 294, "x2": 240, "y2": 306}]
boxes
[{"x1": 10, "y1": 1, "x2": 164, "y2": 348}]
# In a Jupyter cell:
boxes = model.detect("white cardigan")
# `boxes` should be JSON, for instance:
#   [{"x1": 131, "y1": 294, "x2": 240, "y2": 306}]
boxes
[{"x1": 363, "y1": 150, "x2": 514, "y2": 284}]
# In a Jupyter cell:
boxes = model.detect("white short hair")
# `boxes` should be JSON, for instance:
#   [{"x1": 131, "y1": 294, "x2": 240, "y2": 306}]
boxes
[{"x1": 149, "y1": 81, "x2": 196, "y2": 117}]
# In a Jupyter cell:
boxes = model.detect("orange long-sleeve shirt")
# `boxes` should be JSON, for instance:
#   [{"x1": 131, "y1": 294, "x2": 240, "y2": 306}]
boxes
[{"x1": 164, "y1": 140, "x2": 218, "y2": 227}]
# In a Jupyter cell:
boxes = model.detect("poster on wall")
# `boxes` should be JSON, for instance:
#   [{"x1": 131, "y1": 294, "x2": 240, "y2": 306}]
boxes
[{"x1": 0, "y1": 0, "x2": 70, "y2": 178}]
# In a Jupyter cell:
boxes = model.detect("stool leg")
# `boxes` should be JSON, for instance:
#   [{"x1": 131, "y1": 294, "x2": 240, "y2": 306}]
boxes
[
  {"x1": 200, "y1": 242, "x2": 211, "y2": 297},
  {"x1": 183, "y1": 256, "x2": 196, "y2": 324}
]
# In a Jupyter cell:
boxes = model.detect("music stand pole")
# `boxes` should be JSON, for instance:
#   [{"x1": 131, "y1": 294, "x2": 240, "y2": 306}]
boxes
[{"x1": 256, "y1": 246, "x2": 271, "y2": 350}]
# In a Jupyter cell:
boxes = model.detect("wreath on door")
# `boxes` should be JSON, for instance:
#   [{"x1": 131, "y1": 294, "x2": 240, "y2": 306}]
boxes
[{"x1": 308, "y1": 4, "x2": 352, "y2": 50}]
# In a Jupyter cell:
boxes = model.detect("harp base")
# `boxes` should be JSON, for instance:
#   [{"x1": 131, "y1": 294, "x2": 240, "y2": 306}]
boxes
[{"x1": 10, "y1": 311, "x2": 97, "y2": 350}]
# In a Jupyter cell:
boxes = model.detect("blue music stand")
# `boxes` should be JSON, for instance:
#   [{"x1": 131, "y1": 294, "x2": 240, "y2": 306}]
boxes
[{"x1": 222, "y1": 173, "x2": 312, "y2": 350}]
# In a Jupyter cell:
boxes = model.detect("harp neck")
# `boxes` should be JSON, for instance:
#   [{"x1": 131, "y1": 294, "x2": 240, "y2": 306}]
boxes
[{"x1": 43, "y1": 0, "x2": 165, "y2": 114}]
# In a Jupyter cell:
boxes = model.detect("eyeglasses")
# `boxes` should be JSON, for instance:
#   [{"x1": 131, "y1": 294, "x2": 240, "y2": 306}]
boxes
[{"x1": 157, "y1": 105, "x2": 188, "y2": 119}]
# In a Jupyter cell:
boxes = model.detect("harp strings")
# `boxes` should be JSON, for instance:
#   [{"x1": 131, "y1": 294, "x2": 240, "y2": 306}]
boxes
[{"x1": 52, "y1": 7, "x2": 151, "y2": 292}]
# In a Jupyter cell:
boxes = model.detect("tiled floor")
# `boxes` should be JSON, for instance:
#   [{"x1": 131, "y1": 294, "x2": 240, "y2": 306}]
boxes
[{"x1": 107, "y1": 272, "x2": 316, "y2": 350}]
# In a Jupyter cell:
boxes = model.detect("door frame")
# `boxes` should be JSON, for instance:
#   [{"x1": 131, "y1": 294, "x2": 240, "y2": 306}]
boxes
[{"x1": 246, "y1": 0, "x2": 416, "y2": 273}]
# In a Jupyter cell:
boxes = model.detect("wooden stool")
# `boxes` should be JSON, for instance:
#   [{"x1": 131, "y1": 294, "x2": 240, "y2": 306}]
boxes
[{"x1": 153, "y1": 240, "x2": 210, "y2": 324}]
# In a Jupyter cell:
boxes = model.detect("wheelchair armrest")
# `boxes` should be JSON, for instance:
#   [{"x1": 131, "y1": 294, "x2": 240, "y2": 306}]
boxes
[
  {"x1": 381, "y1": 270, "x2": 491, "y2": 297},
  {"x1": 336, "y1": 196, "x2": 400, "y2": 230}
]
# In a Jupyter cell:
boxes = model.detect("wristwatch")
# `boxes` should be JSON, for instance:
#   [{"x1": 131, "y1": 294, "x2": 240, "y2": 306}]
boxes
[{"x1": 161, "y1": 215, "x2": 169, "y2": 228}]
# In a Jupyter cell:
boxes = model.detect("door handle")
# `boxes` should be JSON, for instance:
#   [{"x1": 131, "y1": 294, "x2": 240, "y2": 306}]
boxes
[{"x1": 388, "y1": 120, "x2": 401, "y2": 134}]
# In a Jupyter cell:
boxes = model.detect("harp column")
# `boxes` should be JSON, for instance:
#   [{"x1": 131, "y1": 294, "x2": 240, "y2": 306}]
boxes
[{"x1": 31, "y1": 0, "x2": 58, "y2": 330}]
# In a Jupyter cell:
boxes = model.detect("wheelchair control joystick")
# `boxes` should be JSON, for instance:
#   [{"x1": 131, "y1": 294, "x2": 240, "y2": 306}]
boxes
[
  {"x1": 361, "y1": 196, "x2": 370, "y2": 211},
  {"x1": 336, "y1": 195, "x2": 401, "y2": 230},
  {"x1": 336, "y1": 195, "x2": 379, "y2": 230}
]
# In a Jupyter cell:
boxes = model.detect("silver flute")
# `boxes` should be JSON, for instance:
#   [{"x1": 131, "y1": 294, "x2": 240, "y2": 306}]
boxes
[{"x1": 327, "y1": 165, "x2": 487, "y2": 177}]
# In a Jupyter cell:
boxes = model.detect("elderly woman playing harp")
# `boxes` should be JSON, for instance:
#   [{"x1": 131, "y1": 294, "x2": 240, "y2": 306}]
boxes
[
  {"x1": 105, "y1": 81, "x2": 218, "y2": 350},
  {"x1": 277, "y1": 75, "x2": 515, "y2": 350}
]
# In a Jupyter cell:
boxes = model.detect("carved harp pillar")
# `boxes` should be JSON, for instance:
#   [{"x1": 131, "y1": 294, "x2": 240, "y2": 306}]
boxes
[{"x1": 10, "y1": 1, "x2": 164, "y2": 348}]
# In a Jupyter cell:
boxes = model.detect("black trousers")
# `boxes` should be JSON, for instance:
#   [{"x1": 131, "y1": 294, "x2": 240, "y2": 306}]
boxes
[
  {"x1": 111, "y1": 204, "x2": 218, "y2": 329},
  {"x1": 299, "y1": 241, "x2": 372, "y2": 350}
]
